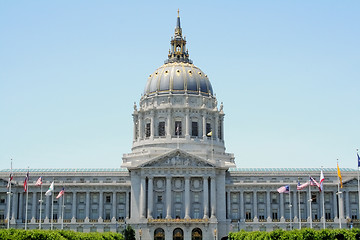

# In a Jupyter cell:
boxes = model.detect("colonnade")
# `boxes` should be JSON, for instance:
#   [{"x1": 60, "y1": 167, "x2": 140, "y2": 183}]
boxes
[{"x1": 138, "y1": 176, "x2": 217, "y2": 219}]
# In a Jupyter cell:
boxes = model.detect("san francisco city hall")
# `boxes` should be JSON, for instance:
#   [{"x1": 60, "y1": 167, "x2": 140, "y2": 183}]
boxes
[{"x1": 0, "y1": 13, "x2": 359, "y2": 240}]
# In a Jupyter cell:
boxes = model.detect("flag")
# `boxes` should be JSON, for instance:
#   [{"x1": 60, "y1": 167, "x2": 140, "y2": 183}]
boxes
[
  {"x1": 277, "y1": 185, "x2": 290, "y2": 193},
  {"x1": 357, "y1": 153, "x2": 360, "y2": 168},
  {"x1": 297, "y1": 181, "x2": 309, "y2": 190},
  {"x1": 319, "y1": 170, "x2": 324, "y2": 191},
  {"x1": 23, "y1": 171, "x2": 29, "y2": 192},
  {"x1": 56, "y1": 188, "x2": 65, "y2": 199},
  {"x1": 6, "y1": 173, "x2": 13, "y2": 188},
  {"x1": 207, "y1": 131, "x2": 213, "y2": 137},
  {"x1": 45, "y1": 181, "x2": 54, "y2": 196},
  {"x1": 310, "y1": 176, "x2": 320, "y2": 189},
  {"x1": 35, "y1": 176, "x2": 43, "y2": 186},
  {"x1": 337, "y1": 163, "x2": 343, "y2": 188}
]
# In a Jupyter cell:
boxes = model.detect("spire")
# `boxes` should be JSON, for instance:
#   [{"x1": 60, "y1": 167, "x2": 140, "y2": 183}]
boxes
[{"x1": 165, "y1": 10, "x2": 192, "y2": 64}]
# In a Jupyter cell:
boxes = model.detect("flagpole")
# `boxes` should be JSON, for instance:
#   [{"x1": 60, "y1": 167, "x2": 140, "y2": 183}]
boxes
[
  {"x1": 357, "y1": 149, "x2": 360, "y2": 222},
  {"x1": 25, "y1": 166, "x2": 29, "y2": 230},
  {"x1": 289, "y1": 184, "x2": 292, "y2": 230},
  {"x1": 321, "y1": 167, "x2": 325, "y2": 229},
  {"x1": 298, "y1": 178, "x2": 301, "y2": 229},
  {"x1": 61, "y1": 193, "x2": 64, "y2": 230},
  {"x1": 308, "y1": 177, "x2": 312, "y2": 229},
  {"x1": 39, "y1": 183, "x2": 43, "y2": 229},
  {"x1": 6, "y1": 159, "x2": 13, "y2": 229},
  {"x1": 337, "y1": 159, "x2": 342, "y2": 229},
  {"x1": 50, "y1": 179, "x2": 55, "y2": 230}
]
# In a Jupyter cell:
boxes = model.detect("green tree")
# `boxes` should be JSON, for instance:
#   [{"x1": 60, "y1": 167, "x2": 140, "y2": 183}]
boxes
[{"x1": 122, "y1": 225, "x2": 136, "y2": 240}]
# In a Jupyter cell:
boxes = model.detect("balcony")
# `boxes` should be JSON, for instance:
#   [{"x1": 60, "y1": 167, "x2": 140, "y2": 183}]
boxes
[{"x1": 148, "y1": 218, "x2": 209, "y2": 223}]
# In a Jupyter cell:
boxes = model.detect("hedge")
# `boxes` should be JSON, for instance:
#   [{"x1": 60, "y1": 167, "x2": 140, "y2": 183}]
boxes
[
  {"x1": 229, "y1": 228, "x2": 360, "y2": 240},
  {"x1": 0, "y1": 229, "x2": 124, "y2": 240}
]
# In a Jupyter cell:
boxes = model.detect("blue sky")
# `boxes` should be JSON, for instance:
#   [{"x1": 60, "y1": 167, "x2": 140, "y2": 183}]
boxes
[{"x1": 1, "y1": 1, "x2": 359, "y2": 170}]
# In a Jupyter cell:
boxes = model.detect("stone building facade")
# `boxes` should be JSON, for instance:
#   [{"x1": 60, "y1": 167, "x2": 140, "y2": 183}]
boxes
[{"x1": 0, "y1": 13, "x2": 359, "y2": 240}]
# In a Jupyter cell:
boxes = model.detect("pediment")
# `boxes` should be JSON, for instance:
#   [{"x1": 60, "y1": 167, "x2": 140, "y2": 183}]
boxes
[
  {"x1": 343, "y1": 178, "x2": 358, "y2": 186},
  {"x1": 140, "y1": 150, "x2": 215, "y2": 168}
]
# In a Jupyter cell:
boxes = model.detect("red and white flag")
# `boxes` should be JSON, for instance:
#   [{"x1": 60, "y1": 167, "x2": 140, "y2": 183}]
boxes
[
  {"x1": 6, "y1": 173, "x2": 13, "y2": 188},
  {"x1": 35, "y1": 176, "x2": 43, "y2": 186},
  {"x1": 319, "y1": 170, "x2": 325, "y2": 191},
  {"x1": 56, "y1": 188, "x2": 65, "y2": 199},
  {"x1": 23, "y1": 171, "x2": 29, "y2": 192}
]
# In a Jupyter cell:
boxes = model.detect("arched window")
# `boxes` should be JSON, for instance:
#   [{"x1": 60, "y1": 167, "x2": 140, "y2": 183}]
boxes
[
  {"x1": 154, "y1": 228, "x2": 165, "y2": 240},
  {"x1": 173, "y1": 228, "x2": 184, "y2": 240},
  {"x1": 192, "y1": 228, "x2": 202, "y2": 240}
]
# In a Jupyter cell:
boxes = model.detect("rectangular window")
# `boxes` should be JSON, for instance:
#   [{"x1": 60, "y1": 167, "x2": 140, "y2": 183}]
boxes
[
  {"x1": 258, "y1": 193, "x2": 265, "y2": 203},
  {"x1": 258, "y1": 209, "x2": 265, "y2": 220},
  {"x1": 191, "y1": 122, "x2": 198, "y2": 137},
  {"x1": 157, "y1": 195, "x2": 163, "y2": 203},
  {"x1": 272, "y1": 209, "x2": 278, "y2": 219},
  {"x1": 194, "y1": 193, "x2": 199, "y2": 202},
  {"x1": 245, "y1": 209, "x2": 252, "y2": 219},
  {"x1": 350, "y1": 193, "x2": 357, "y2": 203},
  {"x1": 232, "y1": 208, "x2": 238, "y2": 220},
  {"x1": 105, "y1": 210, "x2": 111, "y2": 220},
  {"x1": 206, "y1": 123, "x2": 211, "y2": 137},
  {"x1": 351, "y1": 209, "x2": 358, "y2": 219},
  {"x1": 175, "y1": 208, "x2": 181, "y2": 219},
  {"x1": 145, "y1": 123, "x2": 151, "y2": 137},
  {"x1": 158, "y1": 122, "x2": 165, "y2": 136},
  {"x1": 175, "y1": 193, "x2": 181, "y2": 203},
  {"x1": 325, "y1": 209, "x2": 331, "y2": 219},
  {"x1": 231, "y1": 193, "x2": 238, "y2": 203},
  {"x1": 218, "y1": 120, "x2": 222, "y2": 140},
  {"x1": 194, "y1": 208, "x2": 200, "y2": 219},
  {"x1": 118, "y1": 193, "x2": 125, "y2": 203},
  {"x1": 157, "y1": 208, "x2": 163, "y2": 219},
  {"x1": 92, "y1": 195, "x2": 98, "y2": 203},
  {"x1": 325, "y1": 193, "x2": 331, "y2": 203},
  {"x1": 245, "y1": 194, "x2": 251, "y2": 204},
  {"x1": 175, "y1": 121, "x2": 182, "y2": 135},
  {"x1": 311, "y1": 194, "x2": 317, "y2": 203},
  {"x1": 106, "y1": 195, "x2": 111, "y2": 203}
]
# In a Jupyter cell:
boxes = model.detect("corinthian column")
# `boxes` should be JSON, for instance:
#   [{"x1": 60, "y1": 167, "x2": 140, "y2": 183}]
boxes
[
  {"x1": 184, "y1": 177, "x2": 190, "y2": 219},
  {"x1": 147, "y1": 177, "x2": 153, "y2": 219},
  {"x1": 203, "y1": 177, "x2": 209, "y2": 219},
  {"x1": 210, "y1": 177, "x2": 216, "y2": 219},
  {"x1": 166, "y1": 177, "x2": 172, "y2": 219}
]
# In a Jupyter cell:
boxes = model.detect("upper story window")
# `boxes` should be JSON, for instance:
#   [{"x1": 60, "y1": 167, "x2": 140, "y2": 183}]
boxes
[
  {"x1": 145, "y1": 123, "x2": 151, "y2": 137},
  {"x1": 245, "y1": 193, "x2": 251, "y2": 204},
  {"x1": 105, "y1": 195, "x2": 111, "y2": 203},
  {"x1": 206, "y1": 123, "x2": 211, "y2": 138},
  {"x1": 158, "y1": 122, "x2": 165, "y2": 136},
  {"x1": 175, "y1": 121, "x2": 182, "y2": 136},
  {"x1": 218, "y1": 120, "x2": 222, "y2": 140},
  {"x1": 191, "y1": 121, "x2": 198, "y2": 137}
]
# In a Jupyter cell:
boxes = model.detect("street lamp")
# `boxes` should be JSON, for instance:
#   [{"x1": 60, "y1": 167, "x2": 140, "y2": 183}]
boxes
[
  {"x1": 139, "y1": 228, "x2": 142, "y2": 240},
  {"x1": 214, "y1": 228, "x2": 217, "y2": 240}
]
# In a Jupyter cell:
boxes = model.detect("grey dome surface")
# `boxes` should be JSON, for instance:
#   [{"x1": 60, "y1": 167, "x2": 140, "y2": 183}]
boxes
[{"x1": 144, "y1": 62, "x2": 213, "y2": 96}]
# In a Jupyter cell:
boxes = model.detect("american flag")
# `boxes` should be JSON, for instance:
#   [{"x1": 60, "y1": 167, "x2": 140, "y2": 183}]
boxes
[
  {"x1": 277, "y1": 185, "x2": 290, "y2": 193},
  {"x1": 35, "y1": 176, "x2": 43, "y2": 186},
  {"x1": 297, "y1": 181, "x2": 309, "y2": 190},
  {"x1": 56, "y1": 188, "x2": 65, "y2": 199},
  {"x1": 23, "y1": 171, "x2": 29, "y2": 192}
]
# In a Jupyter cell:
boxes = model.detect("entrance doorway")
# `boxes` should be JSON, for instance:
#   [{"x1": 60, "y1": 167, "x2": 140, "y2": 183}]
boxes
[
  {"x1": 192, "y1": 228, "x2": 202, "y2": 240},
  {"x1": 173, "y1": 228, "x2": 184, "y2": 240},
  {"x1": 154, "y1": 228, "x2": 165, "y2": 240}
]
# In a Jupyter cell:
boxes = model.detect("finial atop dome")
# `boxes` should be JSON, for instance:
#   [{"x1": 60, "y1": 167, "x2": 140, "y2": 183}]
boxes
[{"x1": 165, "y1": 10, "x2": 192, "y2": 64}]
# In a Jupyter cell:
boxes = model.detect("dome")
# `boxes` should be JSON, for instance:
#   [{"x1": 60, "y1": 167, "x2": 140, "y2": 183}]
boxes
[{"x1": 144, "y1": 62, "x2": 213, "y2": 97}]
